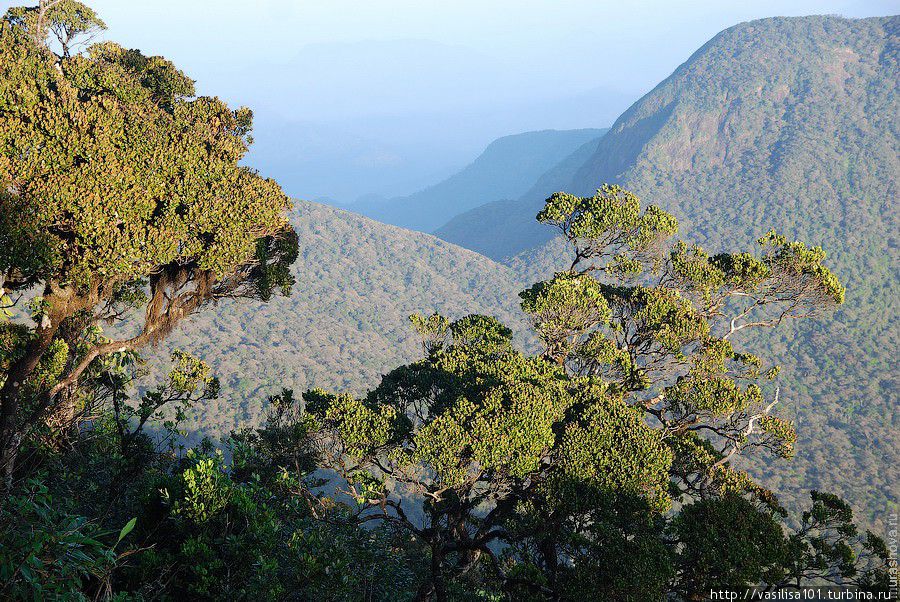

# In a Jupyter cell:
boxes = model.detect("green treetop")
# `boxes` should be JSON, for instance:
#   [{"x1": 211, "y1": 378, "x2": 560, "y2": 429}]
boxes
[
  {"x1": 0, "y1": 1, "x2": 297, "y2": 485},
  {"x1": 305, "y1": 184, "x2": 888, "y2": 599}
]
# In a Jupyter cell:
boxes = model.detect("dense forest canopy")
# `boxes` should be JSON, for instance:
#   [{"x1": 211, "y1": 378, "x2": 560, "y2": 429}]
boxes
[
  {"x1": 0, "y1": 2, "x2": 895, "y2": 600},
  {"x1": 153, "y1": 201, "x2": 526, "y2": 438},
  {"x1": 434, "y1": 15, "x2": 900, "y2": 530},
  {"x1": 0, "y1": 1, "x2": 297, "y2": 483},
  {"x1": 83, "y1": 17, "x2": 897, "y2": 536}
]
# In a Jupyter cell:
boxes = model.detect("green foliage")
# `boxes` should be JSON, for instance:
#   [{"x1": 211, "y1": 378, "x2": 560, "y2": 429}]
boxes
[
  {"x1": 0, "y1": 0, "x2": 297, "y2": 487},
  {"x1": 167, "y1": 350, "x2": 216, "y2": 395},
  {"x1": 6, "y1": 1, "x2": 105, "y2": 55},
  {"x1": 0, "y1": 478, "x2": 123, "y2": 600},
  {"x1": 441, "y1": 15, "x2": 898, "y2": 530},
  {"x1": 537, "y1": 184, "x2": 677, "y2": 275},
  {"x1": 26, "y1": 338, "x2": 69, "y2": 394},
  {"x1": 757, "y1": 230, "x2": 845, "y2": 305},
  {"x1": 409, "y1": 312, "x2": 450, "y2": 353},
  {"x1": 0, "y1": 355, "x2": 423, "y2": 600},
  {"x1": 309, "y1": 313, "x2": 579, "y2": 486},
  {"x1": 306, "y1": 389, "x2": 399, "y2": 459},
  {"x1": 674, "y1": 496, "x2": 789, "y2": 594},
  {"x1": 171, "y1": 450, "x2": 232, "y2": 523},
  {"x1": 520, "y1": 186, "x2": 844, "y2": 506},
  {"x1": 3, "y1": 185, "x2": 892, "y2": 601},
  {"x1": 668, "y1": 241, "x2": 726, "y2": 304},
  {"x1": 300, "y1": 182, "x2": 894, "y2": 598},
  {"x1": 781, "y1": 491, "x2": 893, "y2": 589},
  {"x1": 554, "y1": 394, "x2": 673, "y2": 512},
  {"x1": 0, "y1": 5, "x2": 894, "y2": 600},
  {"x1": 519, "y1": 272, "x2": 610, "y2": 359},
  {"x1": 672, "y1": 491, "x2": 892, "y2": 596},
  {"x1": 306, "y1": 311, "x2": 680, "y2": 598},
  {"x1": 0, "y1": 11, "x2": 293, "y2": 289}
]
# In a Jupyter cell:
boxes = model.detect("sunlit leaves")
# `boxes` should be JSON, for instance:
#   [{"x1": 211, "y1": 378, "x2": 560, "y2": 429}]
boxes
[
  {"x1": 537, "y1": 184, "x2": 678, "y2": 275},
  {"x1": 555, "y1": 393, "x2": 673, "y2": 513},
  {"x1": 520, "y1": 272, "x2": 610, "y2": 360},
  {"x1": 758, "y1": 414, "x2": 796, "y2": 459},
  {"x1": 168, "y1": 350, "x2": 217, "y2": 396},
  {"x1": 448, "y1": 313, "x2": 513, "y2": 355},
  {"x1": 758, "y1": 230, "x2": 845, "y2": 305},
  {"x1": 173, "y1": 450, "x2": 232, "y2": 524},
  {"x1": 409, "y1": 312, "x2": 450, "y2": 354},
  {"x1": 609, "y1": 286, "x2": 709, "y2": 356},
  {"x1": 527, "y1": 185, "x2": 843, "y2": 498},
  {"x1": 304, "y1": 389, "x2": 399, "y2": 459},
  {"x1": 0, "y1": 13, "x2": 296, "y2": 293}
]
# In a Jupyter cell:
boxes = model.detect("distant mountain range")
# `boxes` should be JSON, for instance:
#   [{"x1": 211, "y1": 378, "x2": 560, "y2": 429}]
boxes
[
  {"x1": 243, "y1": 114, "x2": 454, "y2": 206},
  {"x1": 434, "y1": 131, "x2": 607, "y2": 258},
  {"x1": 145, "y1": 15, "x2": 897, "y2": 530},
  {"x1": 348, "y1": 128, "x2": 607, "y2": 232},
  {"x1": 235, "y1": 39, "x2": 633, "y2": 204},
  {"x1": 442, "y1": 15, "x2": 900, "y2": 526}
]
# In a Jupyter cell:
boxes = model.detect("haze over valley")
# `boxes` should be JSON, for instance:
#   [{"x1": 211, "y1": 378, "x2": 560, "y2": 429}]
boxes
[{"x1": 1, "y1": 1, "x2": 897, "y2": 598}]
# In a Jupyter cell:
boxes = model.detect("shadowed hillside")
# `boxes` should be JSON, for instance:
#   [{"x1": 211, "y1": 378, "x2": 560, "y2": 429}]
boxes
[
  {"x1": 434, "y1": 132, "x2": 607, "y2": 258},
  {"x1": 147, "y1": 16, "x2": 898, "y2": 527},
  {"x1": 4, "y1": 2, "x2": 898, "y2": 597},
  {"x1": 351, "y1": 128, "x2": 606, "y2": 232},
  {"x1": 147, "y1": 201, "x2": 528, "y2": 436},
  {"x1": 478, "y1": 15, "x2": 899, "y2": 528}
]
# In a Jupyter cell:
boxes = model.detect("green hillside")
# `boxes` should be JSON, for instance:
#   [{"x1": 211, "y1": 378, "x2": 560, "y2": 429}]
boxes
[
  {"x1": 351, "y1": 128, "x2": 606, "y2": 232},
  {"x1": 145, "y1": 201, "x2": 527, "y2": 437},
  {"x1": 434, "y1": 133, "x2": 603, "y2": 257},
  {"x1": 495, "y1": 15, "x2": 899, "y2": 528},
  {"x1": 5, "y1": 2, "x2": 898, "y2": 597},
  {"x1": 145, "y1": 16, "x2": 898, "y2": 527}
]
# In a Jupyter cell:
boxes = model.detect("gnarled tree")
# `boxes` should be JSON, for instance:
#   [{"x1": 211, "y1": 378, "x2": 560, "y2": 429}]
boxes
[
  {"x1": 0, "y1": 1, "x2": 298, "y2": 486},
  {"x1": 305, "y1": 185, "x2": 889, "y2": 599}
]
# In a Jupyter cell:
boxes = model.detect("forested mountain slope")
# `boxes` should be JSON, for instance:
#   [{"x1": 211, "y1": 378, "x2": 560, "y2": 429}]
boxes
[
  {"x1": 434, "y1": 133, "x2": 605, "y2": 258},
  {"x1": 351, "y1": 128, "x2": 606, "y2": 232},
  {"x1": 501, "y1": 15, "x2": 898, "y2": 527},
  {"x1": 146, "y1": 15, "x2": 898, "y2": 528},
  {"x1": 148, "y1": 201, "x2": 527, "y2": 437},
  {"x1": 5, "y1": 2, "x2": 897, "y2": 596},
  {"x1": 444, "y1": 17, "x2": 899, "y2": 264}
]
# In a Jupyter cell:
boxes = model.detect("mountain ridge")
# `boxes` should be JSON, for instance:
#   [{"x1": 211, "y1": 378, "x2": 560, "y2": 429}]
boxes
[
  {"x1": 147, "y1": 200, "x2": 528, "y2": 437},
  {"x1": 434, "y1": 132, "x2": 605, "y2": 258},
  {"x1": 442, "y1": 14, "x2": 898, "y2": 528},
  {"x1": 142, "y1": 15, "x2": 898, "y2": 529},
  {"x1": 350, "y1": 128, "x2": 607, "y2": 232}
]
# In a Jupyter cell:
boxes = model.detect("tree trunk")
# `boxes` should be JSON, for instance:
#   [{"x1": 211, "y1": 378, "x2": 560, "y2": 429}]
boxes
[
  {"x1": 431, "y1": 543, "x2": 447, "y2": 602},
  {"x1": 539, "y1": 536, "x2": 561, "y2": 602},
  {"x1": 0, "y1": 327, "x2": 57, "y2": 488},
  {"x1": 413, "y1": 542, "x2": 448, "y2": 602},
  {"x1": 0, "y1": 287, "x2": 73, "y2": 491}
]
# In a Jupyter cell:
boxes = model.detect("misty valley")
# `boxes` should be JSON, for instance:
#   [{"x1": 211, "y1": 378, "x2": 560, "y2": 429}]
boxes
[{"x1": 0, "y1": 2, "x2": 897, "y2": 600}]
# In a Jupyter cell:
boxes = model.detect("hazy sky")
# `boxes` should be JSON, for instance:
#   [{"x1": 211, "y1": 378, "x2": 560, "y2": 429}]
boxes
[
  {"x1": 6, "y1": 0, "x2": 897, "y2": 201},
  {"x1": 40, "y1": 1, "x2": 894, "y2": 104}
]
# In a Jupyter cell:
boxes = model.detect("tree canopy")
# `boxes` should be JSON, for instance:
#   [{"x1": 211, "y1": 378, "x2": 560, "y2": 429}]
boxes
[
  {"x1": 0, "y1": 0, "x2": 297, "y2": 484},
  {"x1": 304, "y1": 185, "x2": 888, "y2": 599},
  {"x1": 0, "y1": 3, "x2": 893, "y2": 600},
  {"x1": 436, "y1": 15, "x2": 899, "y2": 529}
]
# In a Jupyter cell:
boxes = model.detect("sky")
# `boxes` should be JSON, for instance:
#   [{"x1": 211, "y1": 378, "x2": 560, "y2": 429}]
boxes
[{"x1": 5, "y1": 0, "x2": 897, "y2": 202}]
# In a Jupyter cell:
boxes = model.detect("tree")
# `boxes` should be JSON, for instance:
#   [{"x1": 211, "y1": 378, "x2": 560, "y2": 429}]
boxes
[
  {"x1": 0, "y1": 358, "x2": 421, "y2": 600},
  {"x1": 306, "y1": 185, "x2": 889, "y2": 599},
  {"x1": 306, "y1": 313, "x2": 670, "y2": 600},
  {"x1": 0, "y1": 1, "x2": 298, "y2": 486}
]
